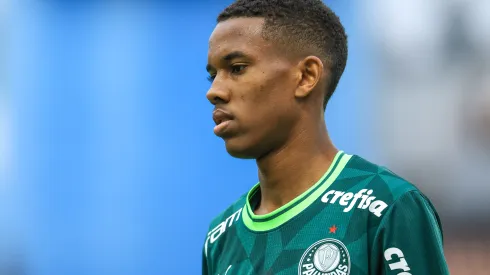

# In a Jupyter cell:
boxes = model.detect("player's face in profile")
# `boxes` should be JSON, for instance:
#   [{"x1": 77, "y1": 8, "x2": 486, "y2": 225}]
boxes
[{"x1": 206, "y1": 17, "x2": 299, "y2": 159}]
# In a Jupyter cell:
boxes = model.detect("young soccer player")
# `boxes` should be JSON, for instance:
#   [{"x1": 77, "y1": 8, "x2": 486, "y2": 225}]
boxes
[{"x1": 203, "y1": 0, "x2": 450, "y2": 274}]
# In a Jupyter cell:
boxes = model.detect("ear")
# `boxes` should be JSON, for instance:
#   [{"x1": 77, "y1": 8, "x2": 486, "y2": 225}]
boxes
[{"x1": 294, "y1": 56, "x2": 324, "y2": 98}]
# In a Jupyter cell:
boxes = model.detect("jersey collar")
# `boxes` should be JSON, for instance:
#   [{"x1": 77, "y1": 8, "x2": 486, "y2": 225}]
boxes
[{"x1": 242, "y1": 151, "x2": 352, "y2": 232}]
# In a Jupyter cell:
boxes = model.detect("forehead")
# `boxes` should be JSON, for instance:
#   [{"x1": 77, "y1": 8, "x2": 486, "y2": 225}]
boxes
[{"x1": 208, "y1": 17, "x2": 271, "y2": 59}]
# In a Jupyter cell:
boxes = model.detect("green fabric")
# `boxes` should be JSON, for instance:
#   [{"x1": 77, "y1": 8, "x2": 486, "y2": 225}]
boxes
[
  {"x1": 243, "y1": 151, "x2": 350, "y2": 232},
  {"x1": 202, "y1": 154, "x2": 449, "y2": 275}
]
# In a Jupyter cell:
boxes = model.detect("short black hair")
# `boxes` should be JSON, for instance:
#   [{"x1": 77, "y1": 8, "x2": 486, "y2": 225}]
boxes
[{"x1": 217, "y1": 0, "x2": 348, "y2": 109}]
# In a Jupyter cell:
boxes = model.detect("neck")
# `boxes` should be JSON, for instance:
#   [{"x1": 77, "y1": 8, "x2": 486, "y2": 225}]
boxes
[{"x1": 254, "y1": 120, "x2": 338, "y2": 215}]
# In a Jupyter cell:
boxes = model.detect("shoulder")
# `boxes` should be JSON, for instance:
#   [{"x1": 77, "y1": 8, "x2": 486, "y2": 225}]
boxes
[
  {"x1": 206, "y1": 191, "x2": 248, "y2": 232},
  {"x1": 203, "y1": 191, "x2": 248, "y2": 258},
  {"x1": 343, "y1": 154, "x2": 420, "y2": 196},
  {"x1": 324, "y1": 154, "x2": 429, "y2": 219}
]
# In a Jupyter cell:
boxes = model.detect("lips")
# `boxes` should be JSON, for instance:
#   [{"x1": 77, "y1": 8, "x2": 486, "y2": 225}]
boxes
[
  {"x1": 212, "y1": 109, "x2": 234, "y2": 126},
  {"x1": 212, "y1": 108, "x2": 235, "y2": 136}
]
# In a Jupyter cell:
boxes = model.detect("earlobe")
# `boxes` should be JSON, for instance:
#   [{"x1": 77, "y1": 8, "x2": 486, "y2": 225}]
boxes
[{"x1": 294, "y1": 56, "x2": 323, "y2": 98}]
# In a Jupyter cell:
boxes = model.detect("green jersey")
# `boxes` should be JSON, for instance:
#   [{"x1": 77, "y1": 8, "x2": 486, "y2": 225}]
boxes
[{"x1": 202, "y1": 151, "x2": 449, "y2": 275}]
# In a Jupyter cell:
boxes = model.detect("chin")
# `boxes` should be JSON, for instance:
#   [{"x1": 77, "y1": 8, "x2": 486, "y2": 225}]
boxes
[{"x1": 224, "y1": 137, "x2": 260, "y2": 159}]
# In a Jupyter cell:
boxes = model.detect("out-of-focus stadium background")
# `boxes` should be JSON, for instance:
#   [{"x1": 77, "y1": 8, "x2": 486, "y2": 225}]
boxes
[{"x1": 0, "y1": 0, "x2": 488, "y2": 274}]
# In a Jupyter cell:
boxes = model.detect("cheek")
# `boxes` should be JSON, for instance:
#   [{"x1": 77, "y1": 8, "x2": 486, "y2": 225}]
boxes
[
  {"x1": 242, "y1": 87, "x2": 291, "y2": 131},
  {"x1": 245, "y1": 84, "x2": 280, "y2": 115},
  {"x1": 247, "y1": 74, "x2": 288, "y2": 105},
  {"x1": 236, "y1": 69, "x2": 295, "y2": 123}
]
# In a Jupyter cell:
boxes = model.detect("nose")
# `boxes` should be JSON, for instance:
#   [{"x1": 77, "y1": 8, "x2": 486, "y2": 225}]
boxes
[{"x1": 206, "y1": 80, "x2": 230, "y2": 105}]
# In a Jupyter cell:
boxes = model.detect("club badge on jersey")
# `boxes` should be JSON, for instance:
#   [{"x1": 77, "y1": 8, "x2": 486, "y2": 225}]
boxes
[{"x1": 299, "y1": 238, "x2": 351, "y2": 275}]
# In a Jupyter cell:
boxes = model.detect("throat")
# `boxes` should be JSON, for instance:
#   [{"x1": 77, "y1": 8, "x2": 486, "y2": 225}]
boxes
[{"x1": 253, "y1": 138, "x2": 338, "y2": 215}]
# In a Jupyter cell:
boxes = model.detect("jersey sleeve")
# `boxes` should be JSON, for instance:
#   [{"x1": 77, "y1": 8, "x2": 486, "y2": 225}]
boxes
[
  {"x1": 202, "y1": 247, "x2": 209, "y2": 275},
  {"x1": 370, "y1": 191, "x2": 450, "y2": 275}
]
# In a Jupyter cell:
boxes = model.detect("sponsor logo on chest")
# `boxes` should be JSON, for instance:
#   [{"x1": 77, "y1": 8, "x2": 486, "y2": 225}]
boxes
[{"x1": 321, "y1": 189, "x2": 388, "y2": 217}]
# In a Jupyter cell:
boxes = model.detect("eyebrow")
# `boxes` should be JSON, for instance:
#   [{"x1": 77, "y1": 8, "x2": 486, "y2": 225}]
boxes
[{"x1": 206, "y1": 51, "x2": 249, "y2": 72}]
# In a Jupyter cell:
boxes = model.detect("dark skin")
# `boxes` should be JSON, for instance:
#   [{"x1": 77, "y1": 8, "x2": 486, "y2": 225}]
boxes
[{"x1": 206, "y1": 17, "x2": 338, "y2": 215}]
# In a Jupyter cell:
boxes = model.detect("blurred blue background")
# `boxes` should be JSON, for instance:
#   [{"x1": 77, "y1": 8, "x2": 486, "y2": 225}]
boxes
[
  {"x1": 2, "y1": 0, "x2": 489, "y2": 274},
  {"x1": 1, "y1": 1, "x2": 368, "y2": 274}
]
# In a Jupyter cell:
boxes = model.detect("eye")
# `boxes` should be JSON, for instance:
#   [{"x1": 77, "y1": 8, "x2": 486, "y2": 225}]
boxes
[
  {"x1": 207, "y1": 74, "x2": 216, "y2": 83},
  {"x1": 230, "y1": 64, "x2": 247, "y2": 75}
]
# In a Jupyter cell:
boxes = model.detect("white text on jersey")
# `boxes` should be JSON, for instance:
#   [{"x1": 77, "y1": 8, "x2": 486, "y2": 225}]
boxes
[
  {"x1": 321, "y1": 189, "x2": 388, "y2": 217},
  {"x1": 384, "y1": 247, "x2": 412, "y2": 274},
  {"x1": 204, "y1": 208, "x2": 242, "y2": 257}
]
